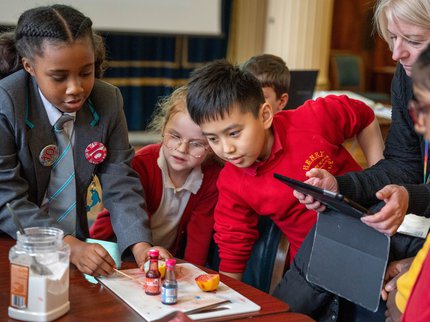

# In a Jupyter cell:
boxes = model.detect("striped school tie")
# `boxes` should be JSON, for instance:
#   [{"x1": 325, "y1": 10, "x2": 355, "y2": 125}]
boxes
[{"x1": 47, "y1": 114, "x2": 77, "y2": 234}]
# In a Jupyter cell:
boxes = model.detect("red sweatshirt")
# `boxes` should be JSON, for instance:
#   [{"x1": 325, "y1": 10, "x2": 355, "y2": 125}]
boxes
[
  {"x1": 90, "y1": 144, "x2": 222, "y2": 266},
  {"x1": 402, "y1": 236, "x2": 430, "y2": 322},
  {"x1": 215, "y1": 95, "x2": 375, "y2": 273}
]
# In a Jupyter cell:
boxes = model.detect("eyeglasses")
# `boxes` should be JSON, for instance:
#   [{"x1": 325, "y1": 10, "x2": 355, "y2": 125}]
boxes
[
  {"x1": 162, "y1": 133, "x2": 208, "y2": 158},
  {"x1": 408, "y1": 99, "x2": 430, "y2": 124}
]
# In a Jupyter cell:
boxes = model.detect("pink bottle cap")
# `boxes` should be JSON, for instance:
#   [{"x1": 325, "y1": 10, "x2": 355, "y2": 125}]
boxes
[{"x1": 149, "y1": 249, "x2": 159, "y2": 258}]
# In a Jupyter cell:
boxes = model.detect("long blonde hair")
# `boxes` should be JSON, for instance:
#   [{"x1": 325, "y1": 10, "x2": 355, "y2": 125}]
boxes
[
  {"x1": 148, "y1": 86, "x2": 188, "y2": 134},
  {"x1": 374, "y1": 0, "x2": 430, "y2": 50}
]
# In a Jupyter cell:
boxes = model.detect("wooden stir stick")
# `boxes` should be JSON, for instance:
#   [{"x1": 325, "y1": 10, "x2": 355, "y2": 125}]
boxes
[{"x1": 113, "y1": 268, "x2": 145, "y2": 286}]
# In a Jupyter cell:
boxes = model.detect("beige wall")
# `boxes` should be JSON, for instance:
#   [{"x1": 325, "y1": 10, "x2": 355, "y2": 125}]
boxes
[
  {"x1": 228, "y1": 0, "x2": 334, "y2": 90},
  {"x1": 227, "y1": 0, "x2": 268, "y2": 64}
]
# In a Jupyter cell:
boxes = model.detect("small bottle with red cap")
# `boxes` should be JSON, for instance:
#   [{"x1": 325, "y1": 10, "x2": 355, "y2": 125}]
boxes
[{"x1": 145, "y1": 249, "x2": 161, "y2": 295}]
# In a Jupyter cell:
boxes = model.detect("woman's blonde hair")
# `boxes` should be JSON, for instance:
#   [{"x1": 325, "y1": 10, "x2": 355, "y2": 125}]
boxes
[
  {"x1": 148, "y1": 85, "x2": 188, "y2": 134},
  {"x1": 374, "y1": 0, "x2": 430, "y2": 50}
]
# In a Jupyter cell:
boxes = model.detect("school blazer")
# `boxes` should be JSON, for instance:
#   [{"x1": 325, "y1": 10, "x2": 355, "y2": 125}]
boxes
[{"x1": 0, "y1": 70, "x2": 152, "y2": 256}]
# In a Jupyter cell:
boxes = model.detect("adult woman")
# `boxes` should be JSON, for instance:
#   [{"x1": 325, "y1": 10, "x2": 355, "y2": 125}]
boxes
[
  {"x1": 273, "y1": 1, "x2": 430, "y2": 321},
  {"x1": 297, "y1": 0, "x2": 430, "y2": 235}
]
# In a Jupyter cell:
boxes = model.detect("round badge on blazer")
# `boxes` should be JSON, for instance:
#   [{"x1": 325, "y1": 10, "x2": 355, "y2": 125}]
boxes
[
  {"x1": 85, "y1": 142, "x2": 107, "y2": 164},
  {"x1": 39, "y1": 144, "x2": 59, "y2": 166}
]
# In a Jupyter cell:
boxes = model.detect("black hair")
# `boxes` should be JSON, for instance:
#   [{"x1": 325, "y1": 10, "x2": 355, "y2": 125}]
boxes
[
  {"x1": 0, "y1": 4, "x2": 107, "y2": 79},
  {"x1": 412, "y1": 43, "x2": 430, "y2": 91},
  {"x1": 0, "y1": 32, "x2": 21, "y2": 79},
  {"x1": 187, "y1": 59, "x2": 265, "y2": 125},
  {"x1": 240, "y1": 54, "x2": 291, "y2": 98}
]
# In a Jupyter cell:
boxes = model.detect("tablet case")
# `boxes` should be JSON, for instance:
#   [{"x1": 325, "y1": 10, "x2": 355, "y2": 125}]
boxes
[
  {"x1": 306, "y1": 211, "x2": 390, "y2": 312},
  {"x1": 272, "y1": 173, "x2": 389, "y2": 311}
]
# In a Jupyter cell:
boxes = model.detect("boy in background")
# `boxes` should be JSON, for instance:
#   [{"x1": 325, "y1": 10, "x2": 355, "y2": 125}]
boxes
[
  {"x1": 186, "y1": 60, "x2": 384, "y2": 280},
  {"x1": 242, "y1": 53, "x2": 382, "y2": 167},
  {"x1": 241, "y1": 54, "x2": 290, "y2": 114}
]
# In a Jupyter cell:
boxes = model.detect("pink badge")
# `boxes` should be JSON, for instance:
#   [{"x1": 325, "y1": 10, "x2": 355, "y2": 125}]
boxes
[
  {"x1": 85, "y1": 142, "x2": 107, "y2": 165},
  {"x1": 39, "y1": 144, "x2": 59, "y2": 166}
]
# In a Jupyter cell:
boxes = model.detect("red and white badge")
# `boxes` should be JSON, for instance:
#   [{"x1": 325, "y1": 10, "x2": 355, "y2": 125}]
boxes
[
  {"x1": 39, "y1": 144, "x2": 59, "y2": 166},
  {"x1": 85, "y1": 142, "x2": 107, "y2": 165}
]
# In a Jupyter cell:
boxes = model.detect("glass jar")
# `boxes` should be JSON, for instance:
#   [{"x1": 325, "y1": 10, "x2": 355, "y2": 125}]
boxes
[{"x1": 8, "y1": 227, "x2": 70, "y2": 322}]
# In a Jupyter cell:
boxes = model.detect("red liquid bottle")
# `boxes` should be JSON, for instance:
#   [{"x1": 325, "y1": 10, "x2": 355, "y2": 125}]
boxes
[{"x1": 145, "y1": 249, "x2": 161, "y2": 295}]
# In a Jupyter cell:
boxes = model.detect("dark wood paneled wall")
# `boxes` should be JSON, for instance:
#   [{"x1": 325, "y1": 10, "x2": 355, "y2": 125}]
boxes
[{"x1": 331, "y1": 0, "x2": 395, "y2": 94}]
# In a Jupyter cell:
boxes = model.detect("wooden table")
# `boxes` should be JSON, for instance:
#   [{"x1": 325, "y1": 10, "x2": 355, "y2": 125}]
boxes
[{"x1": 0, "y1": 236, "x2": 313, "y2": 321}]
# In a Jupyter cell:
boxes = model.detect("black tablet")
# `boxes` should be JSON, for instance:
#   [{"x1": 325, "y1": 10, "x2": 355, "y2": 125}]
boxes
[{"x1": 273, "y1": 173, "x2": 372, "y2": 218}]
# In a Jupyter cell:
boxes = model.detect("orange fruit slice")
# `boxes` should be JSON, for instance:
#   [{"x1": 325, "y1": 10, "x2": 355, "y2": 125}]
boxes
[
  {"x1": 158, "y1": 261, "x2": 166, "y2": 279},
  {"x1": 143, "y1": 260, "x2": 166, "y2": 279},
  {"x1": 195, "y1": 274, "x2": 220, "y2": 291}
]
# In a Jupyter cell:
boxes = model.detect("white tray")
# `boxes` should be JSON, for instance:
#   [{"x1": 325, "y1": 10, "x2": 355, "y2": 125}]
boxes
[{"x1": 98, "y1": 263, "x2": 260, "y2": 321}]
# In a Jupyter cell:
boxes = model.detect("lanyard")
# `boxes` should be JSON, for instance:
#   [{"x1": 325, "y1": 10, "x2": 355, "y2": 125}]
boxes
[{"x1": 424, "y1": 140, "x2": 429, "y2": 184}]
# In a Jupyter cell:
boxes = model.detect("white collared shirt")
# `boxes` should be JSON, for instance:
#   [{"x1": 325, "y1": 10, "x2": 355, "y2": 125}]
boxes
[
  {"x1": 39, "y1": 89, "x2": 76, "y2": 142},
  {"x1": 150, "y1": 147, "x2": 203, "y2": 249}
]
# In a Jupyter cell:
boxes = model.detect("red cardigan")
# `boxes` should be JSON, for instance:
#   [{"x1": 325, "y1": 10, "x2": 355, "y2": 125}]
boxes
[{"x1": 90, "y1": 144, "x2": 221, "y2": 266}]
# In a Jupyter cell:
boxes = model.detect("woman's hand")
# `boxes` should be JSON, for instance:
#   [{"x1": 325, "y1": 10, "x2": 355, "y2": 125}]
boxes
[{"x1": 361, "y1": 185, "x2": 409, "y2": 235}]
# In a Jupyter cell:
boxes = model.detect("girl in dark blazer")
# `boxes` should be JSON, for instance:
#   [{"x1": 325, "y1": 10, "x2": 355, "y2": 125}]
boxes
[{"x1": 0, "y1": 4, "x2": 169, "y2": 277}]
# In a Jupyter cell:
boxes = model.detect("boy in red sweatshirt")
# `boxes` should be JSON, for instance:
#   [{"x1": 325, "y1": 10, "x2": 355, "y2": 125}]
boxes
[{"x1": 186, "y1": 60, "x2": 384, "y2": 280}]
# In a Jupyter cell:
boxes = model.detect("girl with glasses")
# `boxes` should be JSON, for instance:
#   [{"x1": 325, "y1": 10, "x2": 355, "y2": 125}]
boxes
[{"x1": 90, "y1": 86, "x2": 222, "y2": 266}]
